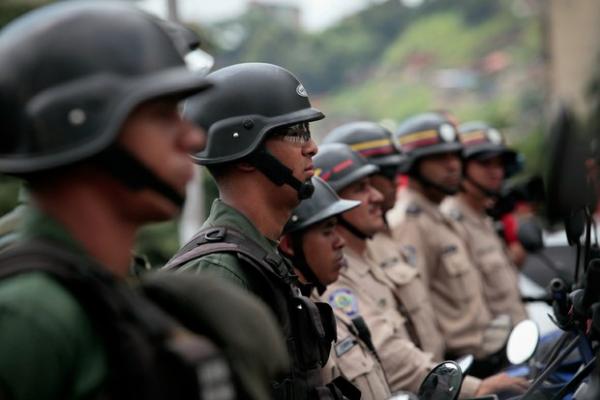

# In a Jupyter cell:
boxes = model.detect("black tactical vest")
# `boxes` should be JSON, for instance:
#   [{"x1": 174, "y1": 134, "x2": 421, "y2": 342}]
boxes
[
  {"x1": 0, "y1": 239, "x2": 235, "y2": 400},
  {"x1": 164, "y1": 227, "x2": 357, "y2": 400}
]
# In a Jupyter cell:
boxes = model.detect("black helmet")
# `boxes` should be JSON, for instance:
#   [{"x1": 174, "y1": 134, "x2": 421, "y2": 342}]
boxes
[
  {"x1": 282, "y1": 176, "x2": 359, "y2": 294},
  {"x1": 0, "y1": 1, "x2": 212, "y2": 175},
  {"x1": 185, "y1": 62, "x2": 323, "y2": 199},
  {"x1": 313, "y1": 143, "x2": 379, "y2": 193},
  {"x1": 458, "y1": 121, "x2": 518, "y2": 171},
  {"x1": 394, "y1": 112, "x2": 462, "y2": 173},
  {"x1": 284, "y1": 176, "x2": 360, "y2": 234},
  {"x1": 323, "y1": 121, "x2": 405, "y2": 168}
]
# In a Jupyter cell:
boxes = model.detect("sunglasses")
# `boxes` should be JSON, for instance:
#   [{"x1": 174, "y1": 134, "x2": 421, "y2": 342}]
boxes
[{"x1": 272, "y1": 122, "x2": 312, "y2": 145}]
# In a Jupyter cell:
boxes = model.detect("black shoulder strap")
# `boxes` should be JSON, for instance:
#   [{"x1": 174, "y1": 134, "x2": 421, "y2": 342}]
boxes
[
  {"x1": 0, "y1": 239, "x2": 197, "y2": 400},
  {"x1": 165, "y1": 226, "x2": 298, "y2": 287}
]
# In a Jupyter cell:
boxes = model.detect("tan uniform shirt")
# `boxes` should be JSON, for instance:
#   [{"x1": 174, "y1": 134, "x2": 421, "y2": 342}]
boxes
[
  {"x1": 323, "y1": 245, "x2": 438, "y2": 393},
  {"x1": 441, "y1": 196, "x2": 527, "y2": 325},
  {"x1": 387, "y1": 187, "x2": 493, "y2": 359},
  {"x1": 369, "y1": 232, "x2": 446, "y2": 361},
  {"x1": 319, "y1": 294, "x2": 392, "y2": 400},
  {"x1": 322, "y1": 246, "x2": 481, "y2": 397}
]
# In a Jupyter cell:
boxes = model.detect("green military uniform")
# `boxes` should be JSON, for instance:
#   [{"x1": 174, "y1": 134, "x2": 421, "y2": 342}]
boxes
[
  {"x1": 177, "y1": 199, "x2": 278, "y2": 291},
  {"x1": 0, "y1": 208, "x2": 108, "y2": 400}
]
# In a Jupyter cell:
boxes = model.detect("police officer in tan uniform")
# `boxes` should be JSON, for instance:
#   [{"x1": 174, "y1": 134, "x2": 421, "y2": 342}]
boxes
[
  {"x1": 387, "y1": 114, "x2": 530, "y2": 392},
  {"x1": 313, "y1": 144, "x2": 527, "y2": 397},
  {"x1": 280, "y1": 176, "x2": 391, "y2": 400},
  {"x1": 440, "y1": 122, "x2": 527, "y2": 326},
  {"x1": 323, "y1": 121, "x2": 445, "y2": 361}
]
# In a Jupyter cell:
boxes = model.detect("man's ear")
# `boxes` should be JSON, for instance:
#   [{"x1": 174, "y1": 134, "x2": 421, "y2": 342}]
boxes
[{"x1": 279, "y1": 234, "x2": 294, "y2": 257}]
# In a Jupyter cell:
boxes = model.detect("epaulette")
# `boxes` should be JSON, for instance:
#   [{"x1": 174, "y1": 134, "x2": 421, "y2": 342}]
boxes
[
  {"x1": 448, "y1": 209, "x2": 463, "y2": 222},
  {"x1": 406, "y1": 203, "x2": 422, "y2": 216}
]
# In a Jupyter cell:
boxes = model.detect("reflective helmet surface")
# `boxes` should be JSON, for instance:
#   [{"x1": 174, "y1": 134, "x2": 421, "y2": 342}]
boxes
[
  {"x1": 313, "y1": 143, "x2": 379, "y2": 192},
  {"x1": 458, "y1": 121, "x2": 517, "y2": 162},
  {"x1": 323, "y1": 121, "x2": 404, "y2": 167},
  {"x1": 185, "y1": 62, "x2": 324, "y2": 165},
  {"x1": 393, "y1": 112, "x2": 462, "y2": 172},
  {"x1": 283, "y1": 176, "x2": 360, "y2": 234},
  {"x1": 0, "y1": 1, "x2": 211, "y2": 174}
]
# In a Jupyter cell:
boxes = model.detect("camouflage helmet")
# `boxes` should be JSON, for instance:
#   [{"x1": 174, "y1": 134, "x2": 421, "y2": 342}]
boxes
[
  {"x1": 0, "y1": 1, "x2": 211, "y2": 174},
  {"x1": 284, "y1": 176, "x2": 360, "y2": 234},
  {"x1": 323, "y1": 121, "x2": 405, "y2": 168},
  {"x1": 394, "y1": 112, "x2": 462, "y2": 173},
  {"x1": 313, "y1": 143, "x2": 379, "y2": 193}
]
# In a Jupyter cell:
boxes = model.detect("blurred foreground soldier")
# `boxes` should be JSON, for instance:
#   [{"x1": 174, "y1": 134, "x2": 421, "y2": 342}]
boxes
[
  {"x1": 165, "y1": 63, "x2": 351, "y2": 399},
  {"x1": 280, "y1": 176, "x2": 388, "y2": 400},
  {"x1": 0, "y1": 187, "x2": 28, "y2": 252},
  {"x1": 441, "y1": 122, "x2": 527, "y2": 326},
  {"x1": 324, "y1": 121, "x2": 445, "y2": 360},
  {"x1": 313, "y1": 144, "x2": 528, "y2": 397},
  {"x1": 0, "y1": 3, "x2": 287, "y2": 400}
]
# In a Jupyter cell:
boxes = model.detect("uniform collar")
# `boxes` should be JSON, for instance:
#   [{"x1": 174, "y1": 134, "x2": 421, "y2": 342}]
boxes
[
  {"x1": 203, "y1": 199, "x2": 279, "y2": 253},
  {"x1": 343, "y1": 245, "x2": 373, "y2": 277},
  {"x1": 20, "y1": 206, "x2": 90, "y2": 259},
  {"x1": 399, "y1": 186, "x2": 446, "y2": 223},
  {"x1": 444, "y1": 196, "x2": 490, "y2": 229}
]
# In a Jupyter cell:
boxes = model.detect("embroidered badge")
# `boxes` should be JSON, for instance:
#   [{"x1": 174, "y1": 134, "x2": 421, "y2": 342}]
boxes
[
  {"x1": 328, "y1": 288, "x2": 359, "y2": 317},
  {"x1": 401, "y1": 245, "x2": 417, "y2": 267},
  {"x1": 296, "y1": 83, "x2": 308, "y2": 97},
  {"x1": 335, "y1": 336, "x2": 357, "y2": 357}
]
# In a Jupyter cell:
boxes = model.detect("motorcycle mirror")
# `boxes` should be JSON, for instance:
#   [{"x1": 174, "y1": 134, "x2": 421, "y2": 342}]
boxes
[
  {"x1": 388, "y1": 392, "x2": 419, "y2": 400},
  {"x1": 418, "y1": 361, "x2": 462, "y2": 400},
  {"x1": 517, "y1": 219, "x2": 544, "y2": 252},
  {"x1": 506, "y1": 319, "x2": 540, "y2": 365},
  {"x1": 544, "y1": 105, "x2": 589, "y2": 222},
  {"x1": 455, "y1": 354, "x2": 474, "y2": 374}
]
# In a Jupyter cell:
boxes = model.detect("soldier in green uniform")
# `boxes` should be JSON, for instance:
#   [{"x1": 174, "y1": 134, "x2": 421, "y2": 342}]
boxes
[
  {"x1": 0, "y1": 3, "x2": 287, "y2": 400},
  {"x1": 165, "y1": 63, "x2": 354, "y2": 399},
  {"x1": 0, "y1": 186, "x2": 28, "y2": 252}
]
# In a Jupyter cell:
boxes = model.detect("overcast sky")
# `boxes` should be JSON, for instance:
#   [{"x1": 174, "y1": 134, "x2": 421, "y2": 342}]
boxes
[{"x1": 137, "y1": 0, "x2": 382, "y2": 31}]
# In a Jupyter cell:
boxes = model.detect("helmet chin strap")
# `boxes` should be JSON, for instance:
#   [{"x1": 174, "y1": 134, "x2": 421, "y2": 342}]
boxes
[
  {"x1": 412, "y1": 168, "x2": 459, "y2": 196},
  {"x1": 338, "y1": 216, "x2": 371, "y2": 240},
  {"x1": 289, "y1": 233, "x2": 326, "y2": 295},
  {"x1": 463, "y1": 174, "x2": 501, "y2": 199},
  {"x1": 93, "y1": 144, "x2": 185, "y2": 207},
  {"x1": 248, "y1": 146, "x2": 314, "y2": 200}
]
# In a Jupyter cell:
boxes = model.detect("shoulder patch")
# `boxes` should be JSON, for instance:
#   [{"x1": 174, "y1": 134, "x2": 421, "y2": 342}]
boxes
[
  {"x1": 328, "y1": 288, "x2": 359, "y2": 318},
  {"x1": 406, "y1": 203, "x2": 421, "y2": 216},
  {"x1": 335, "y1": 336, "x2": 357, "y2": 357},
  {"x1": 448, "y1": 209, "x2": 463, "y2": 221},
  {"x1": 441, "y1": 244, "x2": 457, "y2": 255},
  {"x1": 400, "y1": 245, "x2": 417, "y2": 267}
]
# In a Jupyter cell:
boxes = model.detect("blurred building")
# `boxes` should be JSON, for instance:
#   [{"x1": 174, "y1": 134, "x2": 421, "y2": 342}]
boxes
[{"x1": 546, "y1": 0, "x2": 600, "y2": 116}]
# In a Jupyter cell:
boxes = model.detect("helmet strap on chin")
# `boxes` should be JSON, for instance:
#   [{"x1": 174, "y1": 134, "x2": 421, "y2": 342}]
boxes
[
  {"x1": 338, "y1": 216, "x2": 371, "y2": 240},
  {"x1": 289, "y1": 233, "x2": 326, "y2": 295},
  {"x1": 247, "y1": 146, "x2": 314, "y2": 200},
  {"x1": 411, "y1": 167, "x2": 459, "y2": 196},
  {"x1": 92, "y1": 144, "x2": 185, "y2": 208},
  {"x1": 463, "y1": 174, "x2": 501, "y2": 199}
]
